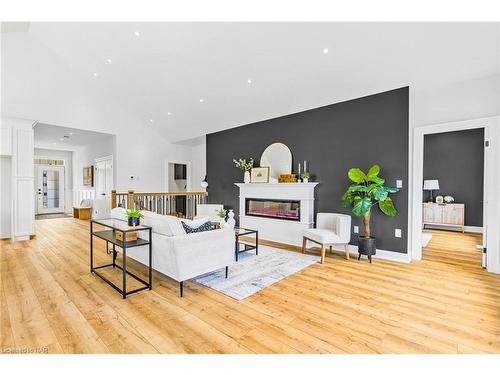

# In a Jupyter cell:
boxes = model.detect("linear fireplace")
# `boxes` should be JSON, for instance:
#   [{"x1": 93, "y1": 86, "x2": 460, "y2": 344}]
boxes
[{"x1": 245, "y1": 198, "x2": 300, "y2": 221}]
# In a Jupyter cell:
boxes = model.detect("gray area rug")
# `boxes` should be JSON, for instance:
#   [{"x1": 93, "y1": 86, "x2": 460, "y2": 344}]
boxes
[{"x1": 194, "y1": 246, "x2": 320, "y2": 300}]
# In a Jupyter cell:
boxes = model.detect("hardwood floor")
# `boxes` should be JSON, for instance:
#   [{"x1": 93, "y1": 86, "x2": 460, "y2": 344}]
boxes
[{"x1": 1, "y1": 220, "x2": 499, "y2": 354}]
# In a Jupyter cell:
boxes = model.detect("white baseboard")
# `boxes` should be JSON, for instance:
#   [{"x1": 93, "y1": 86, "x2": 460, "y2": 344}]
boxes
[
  {"x1": 424, "y1": 224, "x2": 483, "y2": 233},
  {"x1": 330, "y1": 244, "x2": 411, "y2": 263}
]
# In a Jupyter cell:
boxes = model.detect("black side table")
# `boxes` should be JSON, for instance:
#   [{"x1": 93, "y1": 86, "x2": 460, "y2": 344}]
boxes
[
  {"x1": 90, "y1": 218, "x2": 152, "y2": 299},
  {"x1": 234, "y1": 227, "x2": 258, "y2": 261}
]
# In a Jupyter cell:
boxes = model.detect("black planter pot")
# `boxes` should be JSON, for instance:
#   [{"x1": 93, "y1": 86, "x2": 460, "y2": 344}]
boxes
[
  {"x1": 128, "y1": 217, "x2": 140, "y2": 226},
  {"x1": 358, "y1": 236, "x2": 376, "y2": 263}
]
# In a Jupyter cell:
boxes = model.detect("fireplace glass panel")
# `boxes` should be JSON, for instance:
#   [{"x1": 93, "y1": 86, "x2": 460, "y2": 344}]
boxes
[{"x1": 245, "y1": 198, "x2": 300, "y2": 221}]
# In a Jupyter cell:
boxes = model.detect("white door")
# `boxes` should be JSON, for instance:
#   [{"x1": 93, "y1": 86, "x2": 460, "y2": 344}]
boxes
[
  {"x1": 36, "y1": 165, "x2": 65, "y2": 214},
  {"x1": 95, "y1": 156, "x2": 113, "y2": 199}
]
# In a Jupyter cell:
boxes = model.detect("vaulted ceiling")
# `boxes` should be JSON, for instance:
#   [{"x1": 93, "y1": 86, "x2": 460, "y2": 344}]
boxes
[{"x1": 3, "y1": 22, "x2": 500, "y2": 142}]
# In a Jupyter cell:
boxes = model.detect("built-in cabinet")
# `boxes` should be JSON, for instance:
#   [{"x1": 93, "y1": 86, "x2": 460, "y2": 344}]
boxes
[
  {"x1": 423, "y1": 202, "x2": 465, "y2": 232},
  {"x1": 1, "y1": 118, "x2": 35, "y2": 241}
]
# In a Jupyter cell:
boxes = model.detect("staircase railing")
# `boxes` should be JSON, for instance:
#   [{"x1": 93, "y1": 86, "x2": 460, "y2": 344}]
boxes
[{"x1": 111, "y1": 190, "x2": 208, "y2": 219}]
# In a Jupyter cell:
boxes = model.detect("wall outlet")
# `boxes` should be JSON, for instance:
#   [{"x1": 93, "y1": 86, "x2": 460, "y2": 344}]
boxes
[
  {"x1": 396, "y1": 179, "x2": 403, "y2": 188},
  {"x1": 353, "y1": 226, "x2": 359, "y2": 233},
  {"x1": 395, "y1": 228, "x2": 402, "y2": 238}
]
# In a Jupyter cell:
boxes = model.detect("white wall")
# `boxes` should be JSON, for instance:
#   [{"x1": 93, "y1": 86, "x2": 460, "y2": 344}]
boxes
[
  {"x1": 2, "y1": 31, "x2": 192, "y2": 195},
  {"x1": 34, "y1": 148, "x2": 73, "y2": 213},
  {"x1": 190, "y1": 141, "x2": 206, "y2": 192},
  {"x1": 411, "y1": 74, "x2": 500, "y2": 128}
]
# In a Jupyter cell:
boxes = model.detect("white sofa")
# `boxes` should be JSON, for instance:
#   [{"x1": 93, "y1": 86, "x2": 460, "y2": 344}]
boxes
[{"x1": 110, "y1": 207, "x2": 235, "y2": 296}]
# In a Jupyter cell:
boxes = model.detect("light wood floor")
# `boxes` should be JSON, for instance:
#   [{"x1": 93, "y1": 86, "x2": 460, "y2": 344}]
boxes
[{"x1": 1, "y1": 220, "x2": 499, "y2": 354}]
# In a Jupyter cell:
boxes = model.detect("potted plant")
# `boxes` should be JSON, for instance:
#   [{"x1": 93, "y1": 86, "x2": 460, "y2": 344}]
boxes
[
  {"x1": 300, "y1": 171, "x2": 310, "y2": 183},
  {"x1": 233, "y1": 158, "x2": 254, "y2": 183},
  {"x1": 216, "y1": 208, "x2": 227, "y2": 227},
  {"x1": 126, "y1": 208, "x2": 144, "y2": 227},
  {"x1": 342, "y1": 164, "x2": 399, "y2": 262}
]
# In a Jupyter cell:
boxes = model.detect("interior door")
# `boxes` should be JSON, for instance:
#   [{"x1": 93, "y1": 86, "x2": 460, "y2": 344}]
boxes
[
  {"x1": 36, "y1": 165, "x2": 65, "y2": 214},
  {"x1": 95, "y1": 157, "x2": 113, "y2": 201}
]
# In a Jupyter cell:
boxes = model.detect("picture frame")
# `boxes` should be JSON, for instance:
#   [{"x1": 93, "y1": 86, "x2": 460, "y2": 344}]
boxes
[
  {"x1": 83, "y1": 166, "x2": 94, "y2": 187},
  {"x1": 250, "y1": 167, "x2": 270, "y2": 183}
]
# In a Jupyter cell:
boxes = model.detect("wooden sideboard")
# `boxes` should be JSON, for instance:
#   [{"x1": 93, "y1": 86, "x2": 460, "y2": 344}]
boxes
[{"x1": 422, "y1": 202, "x2": 465, "y2": 232}]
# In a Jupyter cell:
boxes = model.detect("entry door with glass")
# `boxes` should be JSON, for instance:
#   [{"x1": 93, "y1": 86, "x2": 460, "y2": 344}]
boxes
[{"x1": 36, "y1": 165, "x2": 65, "y2": 214}]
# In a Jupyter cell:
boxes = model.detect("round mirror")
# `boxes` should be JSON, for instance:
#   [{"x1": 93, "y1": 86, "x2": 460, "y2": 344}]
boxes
[{"x1": 260, "y1": 143, "x2": 292, "y2": 181}]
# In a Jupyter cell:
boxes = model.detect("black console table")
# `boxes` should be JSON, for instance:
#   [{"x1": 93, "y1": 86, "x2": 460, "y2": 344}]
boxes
[
  {"x1": 90, "y1": 218, "x2": 152, "y2": 299},
  {"x1": 234, "y1": 227, "x2": 258, "y2": 261}
]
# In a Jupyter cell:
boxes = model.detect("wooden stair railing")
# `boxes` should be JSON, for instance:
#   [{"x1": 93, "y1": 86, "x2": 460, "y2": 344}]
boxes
[{"x1": 111, "y1": 190, "x2": 208, "y2": 219}]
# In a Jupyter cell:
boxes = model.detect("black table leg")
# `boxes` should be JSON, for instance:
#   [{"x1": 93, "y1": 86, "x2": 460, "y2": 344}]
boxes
[
  {"x1": 255, "y1": 231, "x2": 259, "y2": 255},
  {"x1": 225, "y1": 266, "x2": 228, "y2": 279},
  {"x1": 148, "y1": 228, "x2": 152, "y2": 290},
  {"x1": 122, "y1": 238, "x2": 127, "y2": 299},
  {"x1": 235, "y1": 240, "x2": 239, "y2": 262},
  {"x1": 179, "y1": 281, "x2": 183, "y2": 297},
  {"x1": 112, "y1": 244, "x2": 116, "y2": 268},
  {"x1": 358, "y1": 253, "x2": 361, "y2": 261},
  {"x1": 90, "y1": 221, "x2": 93, "y2": 272}
]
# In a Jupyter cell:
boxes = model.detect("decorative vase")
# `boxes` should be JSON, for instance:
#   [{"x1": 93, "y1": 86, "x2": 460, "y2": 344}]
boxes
[
  {"x1": 219, "y1": 218, "x2": 227, "y2": 228},
  {"x1": 244, "y1": 170, "x2": 251, "y2": 183},
  {"x1": 128, "y1": 217, "x2": 140, "y2": 227},
  {"x1": 227, "y1": 209, "x2": 236, "y2": 228}
]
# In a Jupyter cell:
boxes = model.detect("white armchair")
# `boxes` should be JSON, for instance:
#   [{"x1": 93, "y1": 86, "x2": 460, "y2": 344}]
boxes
[{"x1": 302, "y1": 213, "x2": 351, "y2": 263}]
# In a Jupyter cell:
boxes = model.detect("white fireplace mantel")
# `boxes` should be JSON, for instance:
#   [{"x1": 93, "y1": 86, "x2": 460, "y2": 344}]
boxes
[{"x1": 235, "y1": 182, "x2": 318, "y2": 246}]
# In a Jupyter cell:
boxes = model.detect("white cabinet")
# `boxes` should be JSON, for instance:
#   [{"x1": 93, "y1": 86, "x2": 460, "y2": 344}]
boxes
[{"x1": 423, "y1": 202, "x2": 465, "y2": 232}]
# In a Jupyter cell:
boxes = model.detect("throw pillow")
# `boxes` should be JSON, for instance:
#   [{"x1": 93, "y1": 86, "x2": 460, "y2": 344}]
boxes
[
  {"x1": 181, "y1": 221, "x2": 212, "y2": 234},
  {"x1": 183, "y1": 216, "x2": 210, "y2": 229}
]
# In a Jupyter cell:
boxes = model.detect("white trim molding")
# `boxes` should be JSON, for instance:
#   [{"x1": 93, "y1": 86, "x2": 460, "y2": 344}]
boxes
[{"x1": 411, "y1": 116, "x2": 500, "y2": 274}]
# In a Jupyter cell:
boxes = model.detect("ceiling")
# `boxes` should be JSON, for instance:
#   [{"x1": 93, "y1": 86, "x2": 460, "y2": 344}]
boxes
[
  {"x1": 9, "y1": 22, "x2": 500, "y2": 142},
  {"x1": 34, "y1": 122, "x2": 115, "y2": 151}
]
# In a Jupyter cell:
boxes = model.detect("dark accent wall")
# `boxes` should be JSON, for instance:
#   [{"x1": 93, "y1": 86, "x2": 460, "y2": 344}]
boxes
[
  {"x1": 423, "y1": 128, "x2": 484, "y2": 226},
  {"x1": 207, "y1": 87, "x2": 409, "y2": 253}
]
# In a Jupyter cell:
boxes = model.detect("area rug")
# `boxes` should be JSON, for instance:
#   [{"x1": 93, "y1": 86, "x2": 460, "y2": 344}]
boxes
[{"x1": 194, "y1": 246, "x2": 320, "y2": 300}]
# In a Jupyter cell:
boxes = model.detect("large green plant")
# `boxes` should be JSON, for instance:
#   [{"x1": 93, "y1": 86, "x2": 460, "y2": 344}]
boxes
[{"x1": 342, "y1": 164, "x2": 399, "y2": 238}]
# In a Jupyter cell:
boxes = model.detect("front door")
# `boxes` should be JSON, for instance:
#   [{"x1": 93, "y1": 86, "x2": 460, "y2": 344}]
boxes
[{"x1": 36, "y1": 165, "x2": 65, "y2": 214}]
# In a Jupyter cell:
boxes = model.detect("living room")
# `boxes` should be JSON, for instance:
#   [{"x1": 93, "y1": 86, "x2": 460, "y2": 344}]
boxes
[{"x1": 1, "y1": 0, "x2": 500, "y2": 372}]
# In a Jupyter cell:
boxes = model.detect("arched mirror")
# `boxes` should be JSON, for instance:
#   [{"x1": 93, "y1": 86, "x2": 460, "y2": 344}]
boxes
[{"x1": 260, "y1": 143, "x2": 292, "y2": 181}]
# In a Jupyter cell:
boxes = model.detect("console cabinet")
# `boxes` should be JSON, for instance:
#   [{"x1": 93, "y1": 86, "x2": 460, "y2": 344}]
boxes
[{"x1": 423, "y1": 202, "x2": 465, "y2": 232}]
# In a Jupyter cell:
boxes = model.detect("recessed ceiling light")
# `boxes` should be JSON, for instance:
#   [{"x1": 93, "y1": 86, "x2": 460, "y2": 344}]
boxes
[
  {"x1": 93, "y1": 72, "x2": 98, "y2": 77},
  {"x1": 134, "y1": 31, "x2": 140, "y2": 37},
  {"x1": 106, "y1": 58, "x2": 112, "y2": 64},
  {"x1": 69, "y1": 132, "x2": 73, "y2": 135},
  {"x1": 247, "y1": 79, "x2": 252, "y2": 84},
  {"x1": 199, "y1": 98, "x2": 204, "y2": 103},
  {"x1": 149, "y1": 119, "x2": 154, "y2": 123},
  {"x1": 323, "y1": 48, "x2": 329, "y2": 54},
  {"x1": 167, "y1": 112, "x2": 172, "y2": 116}
]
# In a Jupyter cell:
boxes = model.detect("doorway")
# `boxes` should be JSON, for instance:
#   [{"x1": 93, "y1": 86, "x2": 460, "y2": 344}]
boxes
[
  {"x1": 167, "y1": 162, "x2": 189, "y2": 217},
  {"x1": 412, "y1": 116, "x2": 500, "y2": 274},
  {"x1": 35, "y1": 165, "x2": 65, "y2": 214}
]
